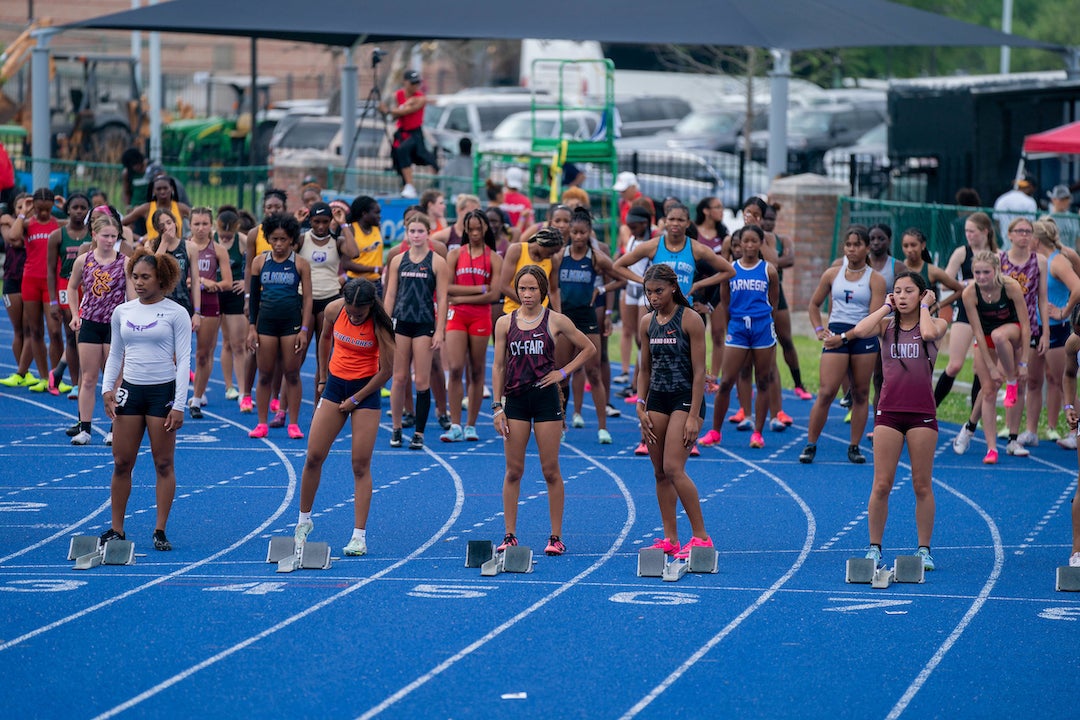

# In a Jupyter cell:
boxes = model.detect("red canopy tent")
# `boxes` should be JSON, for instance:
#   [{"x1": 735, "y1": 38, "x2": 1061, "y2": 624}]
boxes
[{"x1": 1023, "y1": 121, "x2": 1080, "y2": 157}]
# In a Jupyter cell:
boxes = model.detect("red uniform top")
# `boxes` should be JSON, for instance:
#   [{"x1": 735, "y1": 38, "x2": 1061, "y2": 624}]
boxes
[
  {"x1": 395, "y1": 88, "x2": 425, "y2": 132},
  {"x1": 878, "y1": 320, "x2": 938, "y2": 415},
  {"x1": 23, "y1": 216, "x2": 60, "y2": 279},
  {"x1": 328, "y1": 310, "x2": 380, "y2": 380}
]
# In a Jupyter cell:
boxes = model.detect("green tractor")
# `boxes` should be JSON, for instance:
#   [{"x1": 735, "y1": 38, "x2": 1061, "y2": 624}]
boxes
[{"x1": 161, "y1": 75, "x2": 277, "y2": 169}]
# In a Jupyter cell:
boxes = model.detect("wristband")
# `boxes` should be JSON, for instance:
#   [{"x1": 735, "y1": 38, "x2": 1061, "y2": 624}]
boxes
[
  {"x1": 559, "y1": 368, "x2": 567, "y2": 380},
  {"x1": 493, "y1": 407, "x2": 504, "y2": 419},
  {"x1": 301, "y1": 325, "x2": 309, "y2": 333},
  {"x1": 16, "y1": 214, "x2": 24, "y2": 220},
  {"x1": 244, "y1": 293, "x2": 251, "y2": 298},
  {"x1": 814, "y1": 326, "x2": 824, "y2": 333},
  {"x1": 1018, "y1": 362, "x2": 1028, "y2": 368},
  {"x1": 605, "y1": 309, "x2": 613, "y2": 315},
  {"x1": 1066, "y1": 405, "x2": 1074, "y2": 410},
  {"x1": 920, "y1": 303, "x2": 929, "y2": 309},
  {"x1": 351, "y1": 396, "x2": 360, "y2": 406},
  {"x1": 50, "y1": 300, "x2": 59, "y2": 306},
  {"x1": 194, "y1": 307, "x2": 201, "y2": 314},
  {"x1": 882, "y1": 304, "x2": 892, "y2": 313},
  {"x1": 840, "y1": 332, "x2": 848, "y2": 343},
  {"x1": 637, "y1": 398, "x2": 647, "y2": 405}
]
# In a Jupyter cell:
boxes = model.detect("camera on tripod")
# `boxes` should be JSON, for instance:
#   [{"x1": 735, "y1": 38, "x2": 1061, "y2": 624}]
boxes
[{"x1": 371, "y1": 48, "x2": 387, "y2": 68}]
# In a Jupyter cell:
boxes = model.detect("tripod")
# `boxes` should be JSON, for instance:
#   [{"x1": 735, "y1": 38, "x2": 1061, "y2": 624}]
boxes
[{"x1": 339, "y1": 52, "x2": 397, "y2": 193}]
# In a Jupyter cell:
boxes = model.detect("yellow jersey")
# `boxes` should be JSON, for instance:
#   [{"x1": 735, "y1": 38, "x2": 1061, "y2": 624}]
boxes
[
  {"x1": 348, "y1": 222, "x2": 384, "y2": 281},
  {"x1": 502, "y1": 243, "x2": 552, "y2": 314}
]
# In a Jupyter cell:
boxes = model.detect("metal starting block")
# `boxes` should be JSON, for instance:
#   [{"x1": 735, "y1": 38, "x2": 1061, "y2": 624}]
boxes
[
  {"x1": 893, "y1": 555, "x2": 925, "y2": 584},
  {"x1": 465, "y1": 540, "x2": 493, "y2": 568},
  {"x1": 68, "y1": 535, "x2": 100, "y2": 560},
  {"x1": 637, "y1": 548, "x2": 666, "y2": 577},
  {"x1": 846, "y1": 558, "x2": 877, "y2": 584},
  {"x1": 73, "y1": 539, "x2": 135, "y2": 570},
  {"x1": 1056, "y1": 566, "x2": 1080, "y2": 591},
  {"x1": 271, "y1": 538, "x2": 332, "y2": 573},
  {"x1": 642, "y1": 545, "x2": 719, "y2": 581},
  {"x1": 480, "y1": 545, "x2": 533, "y2": 576},
  {"x1": 871, "y1": 568, "x2": 894, "y2": 588}
]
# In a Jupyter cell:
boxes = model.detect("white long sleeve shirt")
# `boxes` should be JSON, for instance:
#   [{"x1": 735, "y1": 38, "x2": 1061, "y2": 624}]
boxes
[{"x1": 102, "y1": 297, "x2": 191, "y2": 411}]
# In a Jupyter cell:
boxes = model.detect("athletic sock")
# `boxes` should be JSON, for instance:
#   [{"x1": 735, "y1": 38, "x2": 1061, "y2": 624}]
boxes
[
  {"x1": 51, "y1": 360, "x2": 68, "y2": 382},
  {"x1": 870, "y1": 543, "x2": 882, "y2": 552},
  {"x1": 415, "y1": 389, "x2": 431, "y2": 433},
  {"x1": 1009, "y1": 434, "x2": 1018, "y2": 442},
  {"x1": 971, "y1": 374, "x2": 981, "y2": 408},
  {"x1": 965, "y1": 421, "x2": 977, "y2": 432},
  {"x1": 298, "y1": 511, "x2": 312, "y2": 525},
  {"x1": 351, "y1": 528, "x2": 366, "y2": 542},
  {"x1": 791, "y1": 368, "x2": 803, "y2": 389},
  {"x1": 933, "y1": 372, "x2": 955, "y2": 407},
  {"x1": 80, "y1": 421, "x2": 91, "y2": 433}
]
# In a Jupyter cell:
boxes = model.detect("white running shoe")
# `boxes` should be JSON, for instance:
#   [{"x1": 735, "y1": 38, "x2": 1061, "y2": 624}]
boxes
[
  {"x1": 400, "y1": 183, "x2": 418, "y2": 199},
  {"x1": 343, "y1": 537, "x2": 367, "y2": 556},
  {"x1": 294, "y1": 520, "x2": 314, "y2": 544},
  {"x1": 572, "y1": 412, "x2": 585, "y2": 428},
  {"x1": 952, "y1": 426, "x2": 973, "y2": 455},
  {"x1": 70, "y1": 430, "x2": 91, "y2": 446},
  {"x1": 1070, "y1": 551, "x2": 1080, "y2": 568},
  {"x1": 1005, "y1": 440, "x2": 1030, "y2": 457},
  {"x1": 1017, "y1": 430, "x2": 1039, "y2": 447},
  {"x1": 103, "y1": 431, "x2": 113, "y2": 446},
  {"x1": 1057, "y1": 434, "x2": 1078, "y2": 450}
]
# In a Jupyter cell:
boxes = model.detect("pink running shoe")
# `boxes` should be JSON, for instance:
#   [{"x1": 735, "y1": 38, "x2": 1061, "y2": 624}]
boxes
[
  {"x1": 496, "y1": 533, "x2": 517, "y2": 552},
  {"x1": 650, "y1": 537, "x2": 681, "y2": 555},
  {"x1": 269, "y1": 398, "x2": 281, "y2": 414},
  {"x1": 675, "y1": 535, "x2": 713, "y2": 560},
  {"x1": 1003, "y1": 382, "x2": 1018, "y2": 408},
  {"x1": 47, "y1": 370, "x2": 60, "y2": 396},
  {"x1": 248, "y1": 423, "x2": 269, "y2": 439},
  {"x1": 689, "y1": 443, "x2": 700, "y2": 457},
  {"x1": 624, "y1": 394, "x2": 640, "y2": 404},
  {"x1": 983, "y1": 448, "x2": 998, "y2": 464},
  {"x1": 698, "y1": 429, "x2": 722, "y2": 446},
  {"x1": 776, "y1": 410, "x2": 794, "y2": 426},
  {"x1": 544, "y1": 535, "x2": 566, "y2": 556},
  {"x1": 634, "y1": 441, "x2": 649, "y2": 456},
  {"x1": 269, "y1": 410, "x2": 287, "y2": 428},
  {"x1": 287, "y1": 424, "x2": 304, "y2": 439},
  {"x1": 750, "y1": 431, "x2": 765, "y2": 448},
  {"x1": 728, "y1": 407, "x2": 746, "y2": 424},
  {"x1": 239, "y1": 396, "x2": 254, "y2": 413},
  {"x1": 793, "y1": 386, "x2": 813, "y2": 401}
]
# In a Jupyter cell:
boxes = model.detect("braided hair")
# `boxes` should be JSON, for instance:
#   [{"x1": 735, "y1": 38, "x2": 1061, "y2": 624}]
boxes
[
  {"x1": 643, "y1": 263, "x2": 691, "y2": 309},
  {"x1": 341, "y1": 277, "x2": 394, "y2": 337}
]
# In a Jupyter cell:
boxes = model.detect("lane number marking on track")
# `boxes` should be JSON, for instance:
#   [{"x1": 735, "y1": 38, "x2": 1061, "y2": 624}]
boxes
[
  {"x1": 610, "y1": 591, "x2": 699, "y2": 606},
  {"x1": 203, "y1": 582, "x2": 287, "y2": 595},
  {"x1": 407, "y1": 584, "x2": 497, "y2": 599},
  {"x1": 1038, "y1": 606, "x2": 1080, "y2": 622},
  {"x1": 0, "y1": 579, "x2": 87, "y2": 592},
  {"x1": 824, "y1": 597, "x2": 914, "y2": 613}
]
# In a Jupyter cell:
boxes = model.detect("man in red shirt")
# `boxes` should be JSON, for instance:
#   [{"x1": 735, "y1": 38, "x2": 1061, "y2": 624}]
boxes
[
  {"x1": 614, "y1": 171, "x2": 642, "y2": 225},
  {"x1": 379, "y1": 69, "x2": 438, "y2": 199},
  {"x1": 501, "y1": 166, "x2": 534, "y2": 230}
]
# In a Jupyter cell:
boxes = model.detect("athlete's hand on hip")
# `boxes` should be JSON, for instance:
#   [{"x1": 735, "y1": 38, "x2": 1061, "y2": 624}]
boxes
[{"x1": 535, "y1": 370, "x2": 564, "y2": 389}]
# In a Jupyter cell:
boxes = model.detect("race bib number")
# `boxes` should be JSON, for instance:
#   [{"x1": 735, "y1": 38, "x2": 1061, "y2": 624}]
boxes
[
  {"x1": 58, "y1": 290, "x2": 68, "y2": 305},
  {"x1": 447, "y1": 308, "x2": 455, "y2": 320},
  {"x1": 114, "y1": 388, "x2": 129, "y2": 408}
]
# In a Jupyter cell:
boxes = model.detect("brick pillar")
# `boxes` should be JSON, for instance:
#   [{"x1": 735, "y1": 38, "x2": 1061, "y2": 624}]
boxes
[{"x1": 767, "y1": 174, "x2": 848, "y2": 321}]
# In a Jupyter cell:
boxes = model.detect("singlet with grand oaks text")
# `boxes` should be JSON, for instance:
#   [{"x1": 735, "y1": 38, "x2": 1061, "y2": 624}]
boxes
[
  {"x1": 648, "y1": 305, "x2": 692, "y2": 394},
  {"x1": 393, "y1": 249, "x2": 436, "y2": 325}
]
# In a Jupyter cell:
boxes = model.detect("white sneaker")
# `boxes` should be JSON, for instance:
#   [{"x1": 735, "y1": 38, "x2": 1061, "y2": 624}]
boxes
[
  {"x1": 294, "y1": 520, "x2": 314, "y2": 544},
  {"x1": 70, "y1": 430, "x2": 91, "y2": 446},
  {"x1": 1070, "y1": 551, "x2": 1080, "y2": 568},
  {"x1": 572, "y1": 412, "x2": 585, "y2": 428},
  {"x1": 1016, "y1": 430, "x2": 1038, "y2": 447},
  {"x1": 67, "y1": 384, "x2": 79, "y2": 400},
  {"x1": 953, "y1": 426, "x2": 974, "y2": 455},
  {"x1": 103, "y1": 431, "x2": 113, "y2": 446},
  {"x1": 343, "y1": 537, "x2": 367, "y2": 556},
  {"x1": 1005, "y1": 440, "x2": 1030, "y2": 457},
  {"x1": 1057, "y1": 434, "x2": 1078, "y2": 450},
  {"x1": 400, "y1": 183, "x2": 418, "y2": 199}
]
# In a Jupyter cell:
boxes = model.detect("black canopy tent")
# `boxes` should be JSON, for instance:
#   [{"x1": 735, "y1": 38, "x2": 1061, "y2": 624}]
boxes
[{"x1": 36, "y1": 0, "x2": 1063, "y2": 189}]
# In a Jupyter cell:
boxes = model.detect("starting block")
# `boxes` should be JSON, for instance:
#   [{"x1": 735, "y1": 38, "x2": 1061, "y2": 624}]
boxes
[
  {"x1": 846, "y1": 558, "x2": 877, "y2": 584},
  {"x1": 847, "y1": 555, "x2": 925, "y2": 587},
  {"x1": 637, "y1": 548, "x2": 666, "y2": 577},
  {"x1": 73, "y1": 539, "x2": 135, "y2": 570},
  {"x1": 480, "y1": 545, "x2": 533, "y2": 576},
  {"x1": 1056, "y1": 566, "x2": 1080, "y2": 591},
  {"x1": 893, "y1": 555, "x2": 925, "y2": 584},
  {"x1": 465, "y1": 540, "x2": 493, "y2": 568},
  {"x1": 641, "y1": 545, "x2": 719, "y2": 581},
  {"x1": 68, "y1": 535, "x2": 100, "y2": 560},
  {"x1": 270, "y1": 538, "x2": 332, "y2": 573}
]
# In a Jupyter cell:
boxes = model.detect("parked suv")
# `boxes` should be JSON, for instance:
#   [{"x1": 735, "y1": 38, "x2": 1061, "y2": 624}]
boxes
[
  {"x1": 425, "y1": 90, "x2": 542, "y2": 155},
  {"x1": 614, "y1": 96, "x2": 692, "y2": 137},
  {"x1": 744, "y1": 102, "x2": 886, "y2": 174}
]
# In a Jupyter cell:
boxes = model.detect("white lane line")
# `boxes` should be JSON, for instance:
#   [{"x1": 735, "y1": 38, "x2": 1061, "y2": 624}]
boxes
[
  {"x1": 620, "y1": 448, "x2": 816, "y2": 719},
  {"x1": 91, "y1": 442, "x2": 466, "y2": 720},
  {"x1": 356, "y1": 441, "x2": 636, "y2": 720},
  {"x1": 0, "y1": 410, "x2": 296, "y2": 653}
]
